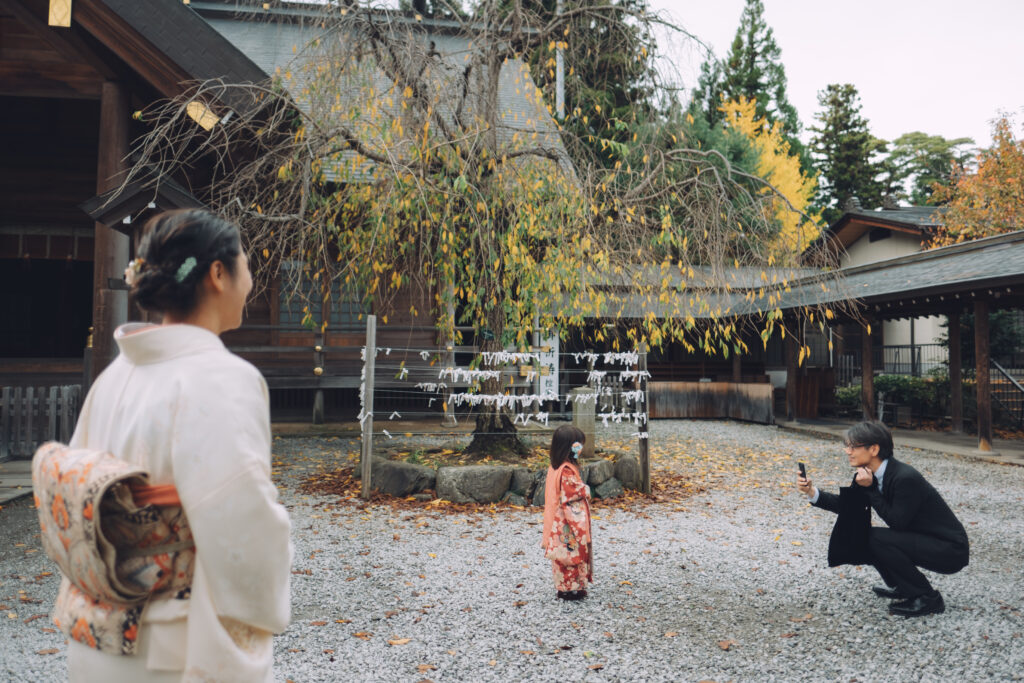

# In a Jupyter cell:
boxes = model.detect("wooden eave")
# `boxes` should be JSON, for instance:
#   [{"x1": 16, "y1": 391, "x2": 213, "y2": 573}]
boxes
[
  {"x1": 68, "y1": 0, "x2": 193, "y2": 100},
  {"x1": 80, "y1": 174, "x2": 206, "y2": 235}
]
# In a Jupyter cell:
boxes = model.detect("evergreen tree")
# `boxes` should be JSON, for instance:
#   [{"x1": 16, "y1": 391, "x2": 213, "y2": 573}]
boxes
[
  {"x1": 883, "y1": 131, "x2": 974, "y2": 205},
  {"x1": 688, "y1": 0, "x2": 805, "y2": 166},
  {"x1": 810, "y1": 83, "x2": 887, "y2": 224},
  {"x1": 398, "y1": 0, "x2": 467, "y2": 20},
  {"x1": 517, "y1": 0, "x2": 656, "y2": 169}
]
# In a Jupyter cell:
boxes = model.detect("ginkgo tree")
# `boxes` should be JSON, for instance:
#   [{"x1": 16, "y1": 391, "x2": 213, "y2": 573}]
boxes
[
  {"x1": 119, "y1": 0, "x2": 852, "y2": 457},
  {"x1": 718, "y1": 96, "x2": 819, "y2": 259}
]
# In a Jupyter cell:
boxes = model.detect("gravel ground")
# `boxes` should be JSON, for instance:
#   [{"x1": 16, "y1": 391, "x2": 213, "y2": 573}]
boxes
[{"x1": 3, "y1": 420, "x2": 1023, "y2": 682}]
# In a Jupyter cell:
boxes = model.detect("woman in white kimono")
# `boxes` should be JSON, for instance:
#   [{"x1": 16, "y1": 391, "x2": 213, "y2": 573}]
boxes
[{"x1": 64, "y1": 209, "x2": 292, "y2": 682}]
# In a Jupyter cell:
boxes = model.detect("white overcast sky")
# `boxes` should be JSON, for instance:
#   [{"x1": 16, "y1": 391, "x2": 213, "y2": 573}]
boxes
[{"x1": 649, "y1": 0, "x2": 1024, "y2": 149}]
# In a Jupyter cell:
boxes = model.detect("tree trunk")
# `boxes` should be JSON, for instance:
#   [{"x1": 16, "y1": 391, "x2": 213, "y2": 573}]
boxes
[{"x1": 463, "y1": 319, "x2": 530, "y2": 459}]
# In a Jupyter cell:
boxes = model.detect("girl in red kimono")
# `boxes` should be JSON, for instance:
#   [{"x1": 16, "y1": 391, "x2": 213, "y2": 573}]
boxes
[{"x1": 541, "y1": 425, "x2": 593, "y2": 600}]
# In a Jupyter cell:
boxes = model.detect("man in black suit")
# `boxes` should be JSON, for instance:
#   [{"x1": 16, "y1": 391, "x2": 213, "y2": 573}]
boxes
[{"x1": 798, "y1": 420, "x2": 969, "y2": 617}]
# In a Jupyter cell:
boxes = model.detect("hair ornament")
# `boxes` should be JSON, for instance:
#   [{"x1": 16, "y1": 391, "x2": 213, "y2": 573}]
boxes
[
  {"x1": 175, "y1": 256, "x2": 198, "y2": 283},
  {"x1": 124, "y1": 258, "x2": 145, "y2": 286},
  {"x1": 570, "y1": 441, "x2": 583, "y2": 459}
]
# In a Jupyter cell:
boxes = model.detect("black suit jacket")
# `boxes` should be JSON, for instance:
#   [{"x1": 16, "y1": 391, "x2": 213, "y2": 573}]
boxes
[{"x1": 813, "y1": 458, "x2": 969, "y2": 567}]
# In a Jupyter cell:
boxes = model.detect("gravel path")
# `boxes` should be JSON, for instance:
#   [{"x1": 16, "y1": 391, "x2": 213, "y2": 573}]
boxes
[{"x1": 3, "y1": 420, "x2": 1023, "y2": 682}]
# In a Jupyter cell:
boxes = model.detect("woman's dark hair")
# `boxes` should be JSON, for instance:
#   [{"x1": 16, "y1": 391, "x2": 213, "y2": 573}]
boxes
[
  {"x1": 132, "y1": 209, "x2": 241, "y2": 315},
  {"x1": 550, "y1": 424, "x2": 585, "y2": 469},
  {"x1": 845, "y1": 420, "x2": 894, "y2": 460}
]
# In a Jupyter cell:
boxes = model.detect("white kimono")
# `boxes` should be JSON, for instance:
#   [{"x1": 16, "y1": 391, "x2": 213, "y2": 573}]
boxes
[{"x1": 66, "y1": 323, "x2": 292, "y2": 682}]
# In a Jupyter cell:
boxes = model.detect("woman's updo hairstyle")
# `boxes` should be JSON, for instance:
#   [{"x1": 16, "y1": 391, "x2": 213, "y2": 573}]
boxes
[{"x1": 132, "y1": 209, "x2": 241, "y2": 315}]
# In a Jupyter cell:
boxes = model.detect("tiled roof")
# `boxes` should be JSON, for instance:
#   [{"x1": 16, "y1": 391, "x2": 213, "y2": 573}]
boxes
[
  {"x1": 838, "y1": 205, "x2": 946, "y2": 229},
  {"x1": 779, "y1": 228, "x2": 1024, "y2": 317},
  {"x1": 99, "y1": 0, "x2": 267, "y2": 110},
  {"x1": 593, "y1": 229, "x2": 1024, "y2": 322}
]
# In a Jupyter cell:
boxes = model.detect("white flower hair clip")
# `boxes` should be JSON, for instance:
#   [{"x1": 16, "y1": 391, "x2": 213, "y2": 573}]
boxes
[
  {"x1": 175, "y1": 256, "x2": 198, "y2": 283},
  {"x1": 570, "y1": 442, "x2": 583, "y2": 459},
  {"x1": 124, "y1": 258, "x2": 145, "y2": 286}
]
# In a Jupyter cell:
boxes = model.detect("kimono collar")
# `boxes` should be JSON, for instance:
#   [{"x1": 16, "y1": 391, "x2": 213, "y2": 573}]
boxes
[{"x1": 114, "y1": 323, "x2": 226, "y2": 365}]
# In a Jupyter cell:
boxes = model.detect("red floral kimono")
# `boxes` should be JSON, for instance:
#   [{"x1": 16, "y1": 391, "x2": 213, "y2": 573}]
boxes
[{"x1": 541, "y1": 463, "x2": 593, "y2": 591}]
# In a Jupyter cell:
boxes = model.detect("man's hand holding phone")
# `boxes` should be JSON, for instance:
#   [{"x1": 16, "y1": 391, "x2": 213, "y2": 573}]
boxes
[{"x1": 797, "y1": 461, "x2": 815, "y2": 499}]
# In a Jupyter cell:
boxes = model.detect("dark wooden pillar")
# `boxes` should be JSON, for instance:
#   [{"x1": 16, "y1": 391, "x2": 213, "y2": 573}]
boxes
[
  {"x1": 732, "y1": 350, "x2": 742, "y2": 382},
  {"x1": 861, "y1": 316, "x2": 875, "y2": 420},
  {"x1": 948, "y1": 311, "x2": 963, "y2": 433},
  {"x1": 974, "y1": 299, "x2": 993, "y2": 451},
  {"x1": 785, "y1": 323, "x2": 798, "y2": 421},
  {"x1": 90, "y1": 80, "x2": 131, "y2": 381}
]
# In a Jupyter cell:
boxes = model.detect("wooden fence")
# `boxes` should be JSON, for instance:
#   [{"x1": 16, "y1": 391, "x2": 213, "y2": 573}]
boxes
[
  {"x1": 649, "y1": 381, "x2": 773, "y2": 424},
  {"x1": 0, "y1": 385, "x2": 82, "y2": 460}
]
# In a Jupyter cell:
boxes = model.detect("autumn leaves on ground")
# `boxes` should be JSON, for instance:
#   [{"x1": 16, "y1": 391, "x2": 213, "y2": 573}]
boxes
[{"x1": 289, "y1": 423, "x2": 803, "y2": 512}]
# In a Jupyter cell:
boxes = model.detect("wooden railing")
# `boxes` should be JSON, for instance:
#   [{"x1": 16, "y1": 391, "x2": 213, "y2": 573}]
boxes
[{"x1": 1, "y1": 385, "x2": 82, "y2": 460}]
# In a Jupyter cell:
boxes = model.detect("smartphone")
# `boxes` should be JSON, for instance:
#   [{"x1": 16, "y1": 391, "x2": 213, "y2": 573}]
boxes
[{"x1": 798, "y1": 462, "x2": 807, "y2": 478}]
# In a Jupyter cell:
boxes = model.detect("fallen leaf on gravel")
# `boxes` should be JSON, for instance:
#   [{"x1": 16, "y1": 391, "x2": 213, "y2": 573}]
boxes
[
  {"x1": 36, "y1": 649, "x2": 59, "y2": 655},
  {"x1": 40, "y1": 627, "x2": 56, "y2": 633},
  {"x1": 664, "y1": 631, "x2": 678, "y2": 637},
  {"x1": 6, "y1": 613, "x2": 16, "y2": 619},
  {"x1": 619, "y1": 580, "x2": 633, "y2": 585},
  {"x1": 292, "y1": 569, "x2": 312, "y2": 576},
  {"x1": 717, "y1": 639, "x2": 737, "y2": 651},
  {"x1": 519, "y1": 650, "x2": 535, "y2": 655},
  {"x1": 310, "y1": 621, "x2": 327, "y2": 626},
  {"x1": 447, "y1": 649, "x2": 456, "y2": 656},
  {"x1": 513, "y1": 600, "x2": 528, "y2": 607},
  {"x1": 780, "y1": 633, "x2": 797, "y2": 638},
  {"x1": 335, "y1": 619, "x2": 352, "y2": 624},
  {"x1": 604, "y1": 632, "x2": 614, "y2": 638},
  {"x1": 589, "y1": 664, "x2": 605, "y2": 670},
  {"x1": 791, "y1": 540, "x2": 803, "y2": 546},
  {"x1": 417, "y1": 664, "x2": 437, "y2": 673},
  {"x1": 353, "y1": 632, "x2": 372, "y2": 640},
  {"x1": 488, "y1": 659, "x2": 497, "y2": 666},
  {"x1": 788, "y1": 613, "x2": 813, "y2": 623},
  {"x1": 23, "y1": 614, "x2": 47, "y2": 624},
  {"x1": 389, "y1": 638, "x2": 411, "y2": 646}
]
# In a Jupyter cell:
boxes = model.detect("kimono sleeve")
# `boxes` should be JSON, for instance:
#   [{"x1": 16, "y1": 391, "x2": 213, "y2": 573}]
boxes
[
  {"x1": 559, "y1": 468, "x2": 592, "y2": 546},
  {"x1": 170, "y1": 361, "x2": 292, "y2": 634}
]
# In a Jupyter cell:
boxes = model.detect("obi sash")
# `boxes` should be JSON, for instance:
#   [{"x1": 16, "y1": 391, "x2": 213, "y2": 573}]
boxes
[{"x1": 32, "y1": 442, "x2": 195, "y2": 655}]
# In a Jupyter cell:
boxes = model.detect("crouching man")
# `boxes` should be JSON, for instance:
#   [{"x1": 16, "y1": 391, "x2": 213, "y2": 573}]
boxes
[{"x1": 798, "y1": 420, "x2": 969, "y2": 617}]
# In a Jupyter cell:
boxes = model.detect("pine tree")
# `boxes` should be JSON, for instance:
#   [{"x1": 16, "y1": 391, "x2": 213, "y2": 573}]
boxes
[
  {"x1": 884, "y1": 131, "x2": 974, "y2": 205},
  {"x1": 810, "y1": 83, "x2": 887, "y2": 224},
  {"x1": 519, "y1": 0, "x2": 656, "y2": 169},
  {"x1": 689, "y1": 0, "x2": 805, "y2": 166}
]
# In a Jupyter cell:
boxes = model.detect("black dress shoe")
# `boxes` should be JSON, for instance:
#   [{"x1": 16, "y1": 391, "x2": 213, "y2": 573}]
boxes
[
  {"x1": 889, "y1": 591, "x2": 945, "y2": 617},
  {"x1": 872, "y1": 585, "x2": 904, "y2": 599}
]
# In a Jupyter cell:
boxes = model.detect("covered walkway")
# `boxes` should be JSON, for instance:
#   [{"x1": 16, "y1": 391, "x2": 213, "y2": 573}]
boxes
[{"x1": 776, "y1": 418, "x2": 1024, "y2": 466}]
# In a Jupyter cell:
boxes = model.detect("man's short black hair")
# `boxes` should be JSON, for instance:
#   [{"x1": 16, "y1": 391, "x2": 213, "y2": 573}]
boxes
[{"x1": 844, "y1": 420, "x2": 894, "y2": 460}]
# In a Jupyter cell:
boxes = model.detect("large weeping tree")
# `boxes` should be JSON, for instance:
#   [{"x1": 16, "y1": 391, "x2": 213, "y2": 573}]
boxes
[{"x1": 117, "y1": 0, "x2": 851, "y2": 458}]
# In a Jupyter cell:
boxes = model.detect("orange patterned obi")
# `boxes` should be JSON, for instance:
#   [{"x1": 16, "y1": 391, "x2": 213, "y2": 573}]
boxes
[{"x1": 32, "y1": 442, "x2": 195, "y2": 656}]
